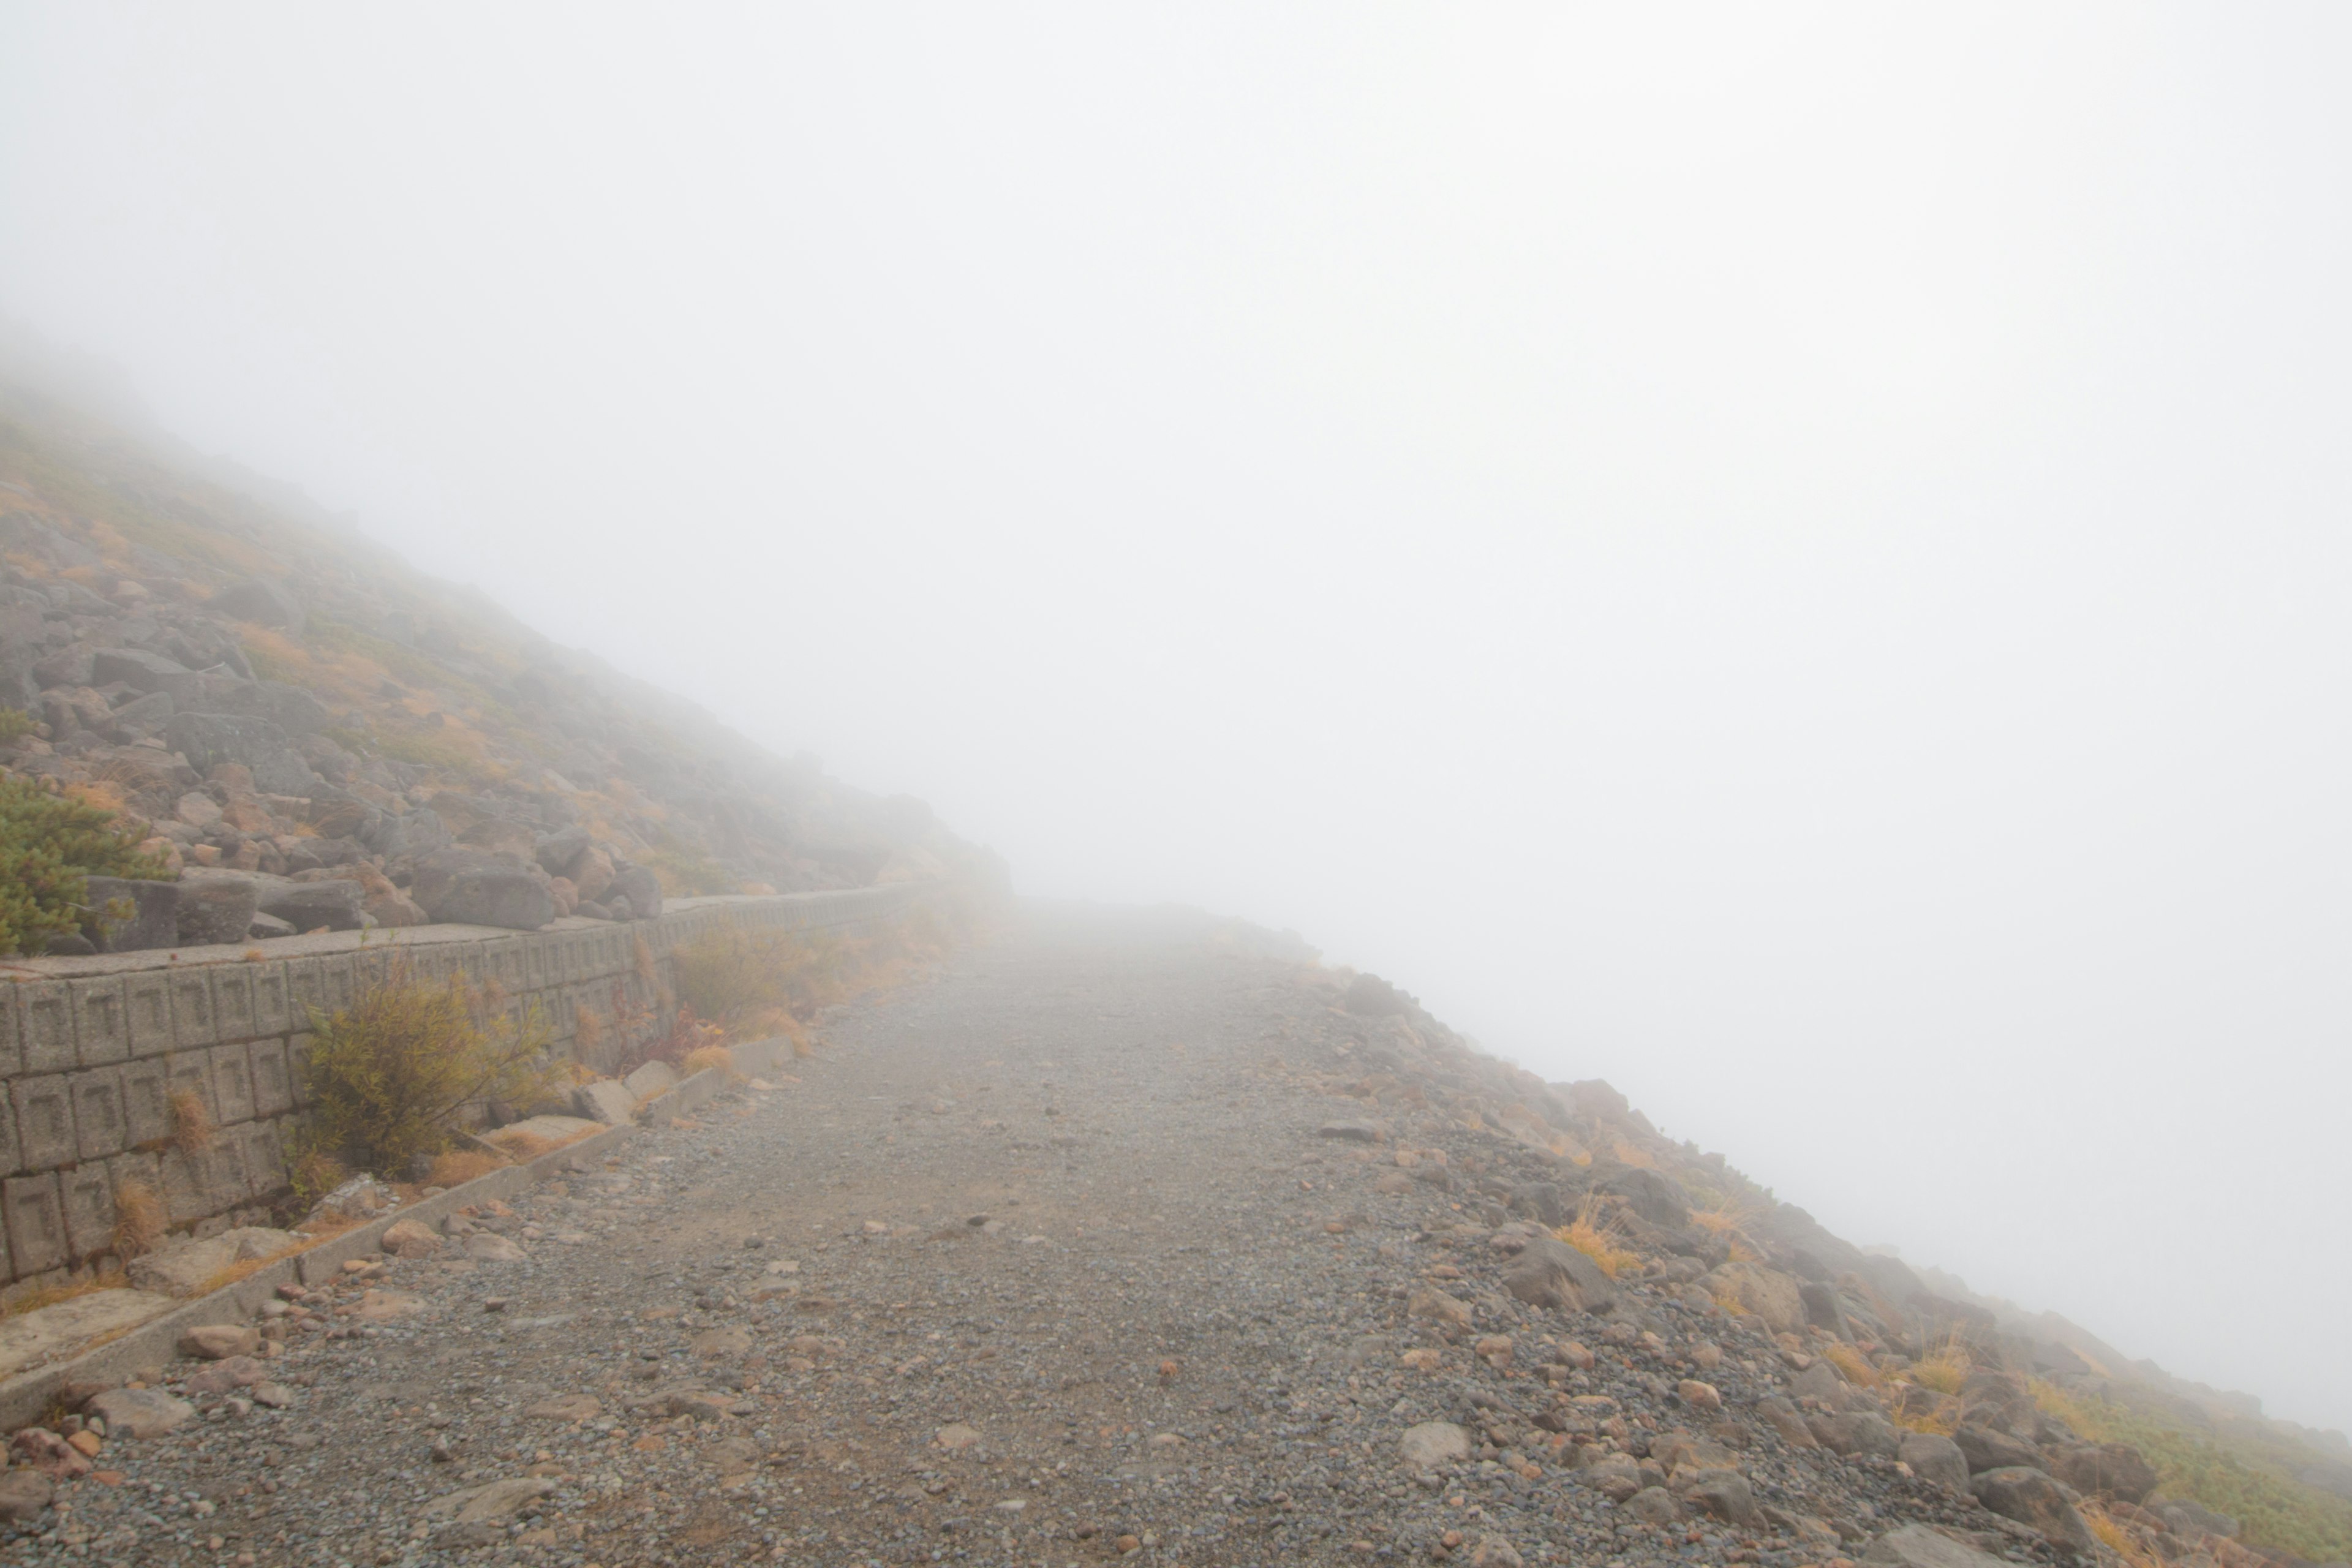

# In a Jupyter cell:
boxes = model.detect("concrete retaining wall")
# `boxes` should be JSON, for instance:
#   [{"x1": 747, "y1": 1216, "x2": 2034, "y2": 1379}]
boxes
[{"x1": 0, "y1": 883, "x2": 935, "y2": 1295}]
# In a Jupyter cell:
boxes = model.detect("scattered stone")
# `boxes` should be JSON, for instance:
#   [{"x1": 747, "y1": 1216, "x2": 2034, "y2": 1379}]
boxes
[
  {"x1": 178, "y1": 1323, "x2": 262, "y2": 1360},
  {"x1": 1400, "y1": 1421, "x2": 1471, "y2": 1469}
]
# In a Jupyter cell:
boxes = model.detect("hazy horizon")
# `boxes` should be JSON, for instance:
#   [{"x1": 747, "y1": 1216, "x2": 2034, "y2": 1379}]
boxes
[{"x1": 4, "y1": 6, "x2": 2346, "y2": 1431}]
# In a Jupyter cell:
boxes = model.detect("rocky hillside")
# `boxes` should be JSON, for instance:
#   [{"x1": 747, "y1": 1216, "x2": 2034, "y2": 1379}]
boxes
[
  {"x1": 1310, "y1": 966, "x2": 2352, "y2": 1567},
  {"x1": 0, "y1": 358, "x2": 1001, "y2": 954}
]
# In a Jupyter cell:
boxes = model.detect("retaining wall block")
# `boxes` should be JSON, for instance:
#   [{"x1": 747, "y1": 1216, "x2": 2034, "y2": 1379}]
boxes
[
  {"x1": 68, "y1": 1069, "x2": 124, "y2": 1163},
  {"x1": 15, "y1": 981, "x2": 74, "y2": 1076},
  {"x1": 241, "y1": 1120, "x2": 287, "y2": 1196},
  {"x1": 285, "y1": 1033, "x2": 314, "y2": 1108},
  {"x1": 252, "y1": 962, "x2": 291, "y2": 1036},
  {"x1": 320, "y1": 952, "x2": 358, "y2": 1014},
  {"x1": 249, "y1": 1038, "x2": 292, "y2": 1118},
  {"x1": 0, "y1": 987, "x2": 18, "y2": 1082},
  {"x1": 201, "y1": 1137, "x2": 252, "y2": 1205},
  {"x1": 0, "y1": 1084, "x2": 15, "y2": 1177},
  {"x1": 120, "y1": 1056, "x2": 170, "y2": 1148},
  {"x1": 210, "y1": 964, "x2": 256, "y2": 1042},
  {"x1": 125, "y1": 971, "x2": 174, "y2": 1057},
  {"x1": 59, "y1": 1163, "x2": 112, "y2": 1261},
  {"x1": 106, "y1": 1149, "x2": 161, "y2": 1223},
  {"x1": 70, "y1": 977, "x2": 130, "y2": 1068},
  {"x1": 285, "y1": 958, "x2": 330, "y2": 1025},
  {"x1": 12, "y1": 1076, "x2": 74, "y2": 1172},
  {"x1": 3, "y1": 1174, "x2": 64, "y2": 1276},
  {"x1": 209, "y1": 1043, "x2": 257, "y2": 1126},
  {"x1": 157, "y1": 1148, "x2": 209, "y2": 1224},
  {"x1": 165, "y1": 967, "x2": 219, "y2": 1047},
  {"x1": 164, "y1": 1051, "x2": 219, "y2": 1123}
]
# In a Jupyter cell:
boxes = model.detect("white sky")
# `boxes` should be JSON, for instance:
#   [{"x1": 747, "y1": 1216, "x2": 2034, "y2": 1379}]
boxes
[{"x1": 4, "y1": 6, "x2": 2346, "y2": 1429}]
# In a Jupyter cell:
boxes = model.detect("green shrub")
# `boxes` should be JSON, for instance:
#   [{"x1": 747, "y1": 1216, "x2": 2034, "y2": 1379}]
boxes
[
  {"x1": 303, "y1": 960, "x2": 563, "y2": 1175},
  {"x1": 0, "y1": 709, "x2": 37, "y2": 744},
  {"x1": 0, "y1": 774, "x2": 169, "y2": 955}
]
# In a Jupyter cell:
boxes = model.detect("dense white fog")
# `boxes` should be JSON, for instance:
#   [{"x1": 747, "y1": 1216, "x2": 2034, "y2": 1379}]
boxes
[{"x1": 2, "y1": 7, "x2": 2346, "y2": 1428}]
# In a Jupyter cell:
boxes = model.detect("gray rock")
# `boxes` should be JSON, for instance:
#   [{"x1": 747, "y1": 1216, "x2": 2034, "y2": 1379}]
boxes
[
  {"x1": 1953, "y1": 1422, "x2": 2043, "y2": 1474},
  {"x1": 573, "y1": 1079, "x2": 637, "y2": 1126},
  {"x1": 1863, "y1": 1523, "x2": 2012, "y2": 1568},
  {"x1": 535, "y1": 824, "x2": 589, "y2": 876},
  {"x1": 248, "y1": 911, "x2": 298, "y2": 939},
  {"x1": 130, "y1": 1228, "x2": 298, "y2": 1297},
  {"x1": 1809, "y1": 1410, "x2": 1904, "y2": 1459},
  {"x1": 1899, "y1": 1431, "x2": 1972, "y2": 1493},
  {"x1": 1500, "y1": 1235, "x2": 1618, "y2": 1314},
  {"x1": 81, "y1": 875, "x2": 178, "y2": 951},
  {"x1": 622, "y1": 1060, "x2": 679, "y2": 1101},
  {"x1": 101, "y1": 688, "x2": 175, "y2": 739},
  {"x1": 2047, "y1": 1442, "x2": 2159, "y2": 1504},
  {"x1": 2156, "y1": 1500, "x2": 2239, "y2": 1539},
  {"x1": 1600, "y1": 1167, "x2": 1691, "y2": 1229},
  {"x1": 90, "y1": 646, "x2": 193, "y2": 692},
  {"x1": 0, "y1": 1468, "x2": 53, "y2": 1522},
  {"x1": 410, "y1": 848, "x2": 554, "y2": 930},
  {"x1": 163, "y1": 712, "x2": 321, "y2": 795},
  {"x1": 260, "y1": 878, "x2": 365, "y2": 933},
  {"x1": 85, "y1": 1386, "x2": 196, "y2": 1438},
  {"x1": 606, "y1": 861, "x2": 662, "y2": 921},
  {"x1": 1623, "y1": 1487, "x2": 1683, "y2": 1524},
  {"x1": 361, "y1": 805, "x2": 450, "y2": 859},
  {"x1": 1678, "y1": 1470, "x2": 1761, "y2": 1528},
  {"x1": 1398, "y1": 1420, "x2": 1470, "y2": 1469},
  {"x1": 208, "y1": 578, "x2": 304, "y2": 627},
  {"x1": 1970, "y1": 1466, "x2": 2098, "y2": 1554}
]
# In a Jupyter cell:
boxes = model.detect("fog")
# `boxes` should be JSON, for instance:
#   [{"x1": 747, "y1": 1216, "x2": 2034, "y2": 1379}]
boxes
[{"x1": 4, "y1": 7, "x2": 2346, "y2": 1428}]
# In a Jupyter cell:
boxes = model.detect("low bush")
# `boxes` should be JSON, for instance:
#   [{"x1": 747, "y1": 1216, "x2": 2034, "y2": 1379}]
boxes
[
  {"x1": 303, "y1": 958, "x2": 564, "y2": 1176},
  {"x1": 0, "y1": 708, "x2": 36, "y2": 743},
  {"x1": 0, "y1": 772, "x2": 169, "y2": 955}
]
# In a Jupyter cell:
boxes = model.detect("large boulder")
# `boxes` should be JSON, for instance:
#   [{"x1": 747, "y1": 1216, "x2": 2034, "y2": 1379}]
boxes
[
  {"x1": 91, "y1": 646, "x2": 193, "y2": 692},
  {"x1": 86, "y1": 1386, "x2": 195, "y2": 1438},
  {"x1": 606, "y1": 861, "x2": 662, "y2": 921},
  {"x1": 1899, "y1": 1431, "x2": 1972, "y2": 1493},
  {"x1": 1863, "y1": 1524, "x2": 2012, "y2": 1568},
  {"x1": 535, "y1": 824, "x2": 589, "y2": 876},
  {"x1": 1969, "y1": 1467, "x2": 2098, "y2": 1555},
  {"x1": 568, "y1": 845, "x2": 615, "y2": 903},
  {"x1": 2047, "y1": 1442, "x2": 2160, "y2": 1504},
  {"x1": 360, "y1": 805, "x2": 451, "y2": 860},
  {"x1": 176, "y1": 875, "x2": 261, "y2": 946},
  {"x1": 80, "y1": 875, "x2": 179, "y2": 951},
  {"x1": 208, "y1": 578, "x2": 304, "y2": 627},
  {"x1": 1705, "y1": 1261, "x2": 1808, "y2": 1336},
  {"x1": 260, "y1": 878, "x2": 365, "y2": 933},
  {"x1": 410, "y1": 849, "x2": 554, "y2": 931},
  {"x1": 1808, "y1": 1410, "x2": 1903, "y2": 1459},
  {"x1": 1501, "y1": 1236, "x2": 1618, "y2": 1314},
  {"x1": 1953, "y1": 1422, "x2": 2044, "y2": 1475},
  {"x1": 163, "y1": 712, "x2": 321, "y2": 795},
  {"x1": 1600, "y1": 1167, "x2": 1691, "y2": 1229}
]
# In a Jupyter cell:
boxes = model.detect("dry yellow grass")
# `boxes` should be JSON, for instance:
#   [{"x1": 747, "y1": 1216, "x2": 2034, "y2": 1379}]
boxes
[
  {"x1": 170, "y1": 1088, "x2": 214, "y2": 1156},
  {"x1": 2083, "y1": 1502, "x2": 2165, "y2": 1568},
  {"x1": 1556, "y1": 1202, "x2": 1642, "y2": 1278},
  {"x1": 426, "y1": 1148, "x2": 508, "y2": 1187},
  {"x1": 1907, "y1": 1338, "x2": 1972, "y2": 1395},
  {"x1": 681, "y1": 1043, "x2": 736, "y2": 1081},
  {"x1": 111, "y1": 1177, "x2": 165, "y2": 1259},
  {"x1": 197, "y1": 1252, "x2": 290, "y2": 1297},
  {"x1": 483, "y1": 1122, "x2": 600, "y2": 1161},
  {"x1": 573, "y1": 1008, "x2": 606, "y2": 1054},
  {"x1": 1823, "y1": 1341, "x2": 1883, "y2": 1387},
  {"x1": 2, "y1": 1264, "x2": 134, "y2": 1318}
]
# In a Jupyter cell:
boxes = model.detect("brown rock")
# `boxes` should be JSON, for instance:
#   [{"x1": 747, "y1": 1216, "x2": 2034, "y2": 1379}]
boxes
[
  {"x1": 1677, "y1": 1379, "x2": 1723, "y2": 1411},
  {"x1": 1409, "y1": 1287, "x2": 1474, "y2": 1332},
  {"x1": 178, "y1": 1324, "x2": 262, "y2": 1360},
  {"x1": 383, "y1": 1217, "x2": 443, "y2": 1257}
]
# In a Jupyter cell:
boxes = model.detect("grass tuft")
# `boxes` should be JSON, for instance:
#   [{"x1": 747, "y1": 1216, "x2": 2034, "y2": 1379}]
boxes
[
  {"x1": 170, "y1": 1088, "x2": 214, "y2": 1156},
  {"x1": 111, "y1": 1177, "x2": 165, "y2": 1259},
  {"x1": 426, "y1": 1149, "x2": 508, "y2": 1188},
  {"x1": 1556, "y1": 1200, "x2": 1640, "y2": 1278}
]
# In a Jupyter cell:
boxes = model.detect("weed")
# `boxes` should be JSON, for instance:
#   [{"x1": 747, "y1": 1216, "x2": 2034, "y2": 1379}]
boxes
[
  {"x1": 303, "y1": 955, "x2": 564, "y2": 1175},
  {"x1": 1556, "y1": 1199, "x2": 1641, "y2": 1278},
  {"x1": 573, "y1": 1008, "x2": 606, "y2": 1055},
  {"x1": 2, "y1": 1264, "x2": 134, "y2": 1319},
  {"x1": 110, "y1": 1178, "x2": 165, "y2": 1259},
  {"x1": 2082, "y1": 1502, "x2": 2165, "y2": 1568},
  {"x1": 1906, "y1": 1337, "x2": 1972, "y2": 1395},
  {"x1": 0, "y1": 708, "x2": 36, "y2": 743},
  {"x1": 1823, "y1": 1342, "x2": 1882, "y2": 1388},
  {"x1": 288, "y1": 1144, "x2": 347, "y2": 1207},
  {"x1": 197, "y1": 1248, "x2": 296, "y2": 1297},
  {"x1": 681, "y1": 1043, "x2": 736, "y2": 1081},
  {"x1": 426, "y1": 1148, "x2": 507, "y2": 1188},
  {"x1": 169, "y1": 1088, "x2": 214, "y2": 1156}
]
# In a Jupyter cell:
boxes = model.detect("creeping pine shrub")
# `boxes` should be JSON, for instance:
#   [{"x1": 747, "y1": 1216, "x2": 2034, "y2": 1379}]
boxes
[
  {"x1": 0, "y1": 772, "x2": 169, "y2": 955},
  {"x1": 302, "y1": 958, "x2": 564, "y2": 1176},
  {"x1": 0, "y1": 709, "x2": 36, "y2": 743}
]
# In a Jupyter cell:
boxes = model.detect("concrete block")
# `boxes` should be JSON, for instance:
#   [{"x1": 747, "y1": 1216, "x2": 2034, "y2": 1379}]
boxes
[
  {"x1": 124, "y1": 970, "x2": 173, "y2": 1057},
  {"x1": 165, "y1": 967, "x2": 220, "y2": 1047},
  {"x1": 60, "y1": 1163, "x2": 112, "y2": 1261},
  {"x1": 320, "y1": 952, "x2": 358, "y2": 1013},
  {"x1": 241, "y1": 1120, "x2": 287, "y2": 1196},
  {"x1": 164, "y1": 1052, "x2": 218, "y2": 1123},
  {"x1": 4, "y1": 1175, "x2": 65, "y2": 1276},
  {"x1": 247, "y1": 1037, "x2": 292, "y2": 1118},
  {"x1": 69, "y1": 1069, "x2": 126, "y2": 1162},
  {"x1": 17, "y1": 981, "x2": 75, "y2": 1075},
  {"x1": 107, "y1": 1149, "x2": 162, "y2": 1216},
  {"x1": 119, "y1": 1055, "x2": 171, "y2": 1147},
  {"x1": 70, "y1": 976, "x2": 130, "y2": 1066},
  {"x1": 201, "y1": 1138, "x2": 252, "y2": 1205},
  {"x1": 0, "y1": 1088, "x2": 15, "y2": 1178},
  {"x1": 251, "y1": 962, "x2": 290, "y2": 1036},
  {"x1": 209, "y1": 1043, "x2": 256, "y2": 1126},
  {"x1": 573, "y1": 1079, "x2": 636, "y2": 1125},
  {"x1": 157, "y1": 1148, "x2": 210, "y2": 1224},
  {"x1": 285, "y1": 957, "x2": 330, "y2": 1026},
  {"x1": 285, "y1": 1032, "x2": 314, "y2": 1108},
  {"x1": 209, "y1": 964, "x2": 255, "y2": 1041},
  {"x1": 12, "y1": 1076, "x2": 75, "y2": 1171},
  {"x1": 0, "y1": 985, "x2": 18, "y2": 1080}
]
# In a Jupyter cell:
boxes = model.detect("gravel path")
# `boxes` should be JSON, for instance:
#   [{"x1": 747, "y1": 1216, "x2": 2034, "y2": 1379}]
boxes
[{"x1": 26, "y1": 905, "x2": 2047, "y2": 1568}]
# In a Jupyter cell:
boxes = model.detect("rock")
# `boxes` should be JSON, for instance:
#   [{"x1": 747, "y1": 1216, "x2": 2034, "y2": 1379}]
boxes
[
  {"x1": 1676, "y1": 1379, "x2": 1723, "y2": 1411},
  {"x1": 1501, "y1": 1236, "x2": 1618, "y2": 1314},
  {"x1": 91, "y1": 646, "x2": 193, "y2": 692},
  {"x1": 692, "y1": 1325, "x2": 753, "y2": 1357},
  {"x1": 1703, "y1": 1261, "x2": 1808, "y2": 1336},
  {"x1": 85, "y1": 1386, "x2": 195, "y2": 1438},
  {"x1": 1971, "y1": 1468, "x2": 2099, "y2": 1555},
  {"x1": 464, "y1": 1232, "x2": 527, "y2": 1262},
  {"x1": 1581, "y1": 1457, "x2": 1646, "y2": 1502},
  {"x1": 1407, "y1": 1287, "x2": 1474, "y2": 1332},
  {"x1": 1899, "y1": 1431, "x2": 1972, "y2": 1493},
  {"x1": 178, "y1": 1323, "x2": 262, "y2": 1360},
  {"x1": 208, "y1": 578, "x2": 304, "y2": 626},
  {"x1": 0, "y1": 1468, "x2": 53, "y2": 1521},
  {"x1": 128, "y1": 1227, "x2": 296, "y2": 1298},
  {"x1": 356, "y1": 1289, "x2": 427, "y2": 1321},
  {"x1": 568, "y1": 845, "x2": 616, "y2": 903},
  {"x1": 2047, "y1": 1442, "x2": 2160, "y2": 1504},
  {"x1": 383, "y1": 1218, "x2": 443, "y2": 1258},
  {"x1": 258, "y1": 878, "x2": 365, "y2": 932},
  {"x1": 424, "y1": 1476, "x2": 556, "y2": 1528},
  {"x1": 622, "y1": 1060, "x2": 680, "y2": 1102},
  {"x1": 163, "y1": 712, "x2": 320, "y2": 794},
  {"x1": 525, "y1": 1395, "x2": 601, "y2": 1422},
  {"x1": 1399, "y1": 1421, "x2": 1471, "y2": 1469},
  {"x1": 1317, "y1": 1120, "x2": 1388, "y2": 1144},
  {"x1": 409, "y1": 848, "x2": 555, "y2": 930},
  {"x1": 0, "y1": 1291, "x2": 179, "y2": 1381},
  {"x1": 175, "y1": 874, "x2": 260, "y2": 946},
  {"x1": 1953, "y1": 1422, "x2": 2044, "y2": 1474},
  {"x1": 1469, "y1": 1536, "x2": 1525, "y2": 1568},
  {"x1": 535, "y1": 824, "x2": 589, "y2": 877},
  {"x1": 1863, "y1": 1523, "x2": 2014, "y2": 1568},
  {"x1": 80, "y1": 874, "x2": 178, "y2": 951},
  {"x1": 1474, "y1": 1335, "x2": 1514, "y2": 1367},
  {"x1": 350, "y1": 861, "x2": 428, "y2": 926},
  {"x1": 1624, "y1": 1486, "x2": 1683, "y2": 1524},
  {"x1": 935, "y1": 1423, "x2": 981, "y2": 1451},
  {"x1": 572, "y1": 1079, "x2": 636, "y2": 1125},
  {"x1": 606, "y1": 861, "x2": 662, "y2": 920},
  {"x1": 1679, "y1": 1470, "x2": 1762, "y2": 1528},
  {"x1": 251, "y1": 1381, "x2": 294, "y2": 1408},
  {"x1": 7, "y1": 1427, "x2": 89, "y2": 1480},
  {"x1": 1600, "y1": 1167, "x2": 1691, "y2": 1229},
  {"x1": 2156, "y1": 1500, "x2": 2239, "y2": 1539},
  {"x1": 184, "y1": 1355, "x2": 269, "y2": 1394},
  {"x1": 176, "y1": 790, "x2": 224, "y2": 828},
  {"x1": 667, "y1": 1390, "x2": 733, "y2": 1422},
  {"x1": 1808, "y1": 1410, "x2": 1903, "y2": 1459}
]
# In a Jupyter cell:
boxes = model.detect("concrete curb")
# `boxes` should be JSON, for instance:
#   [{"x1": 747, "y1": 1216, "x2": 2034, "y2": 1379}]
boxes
[{"x1": 0, "y1": 1119, "x2": 640, "y2": 1432}]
